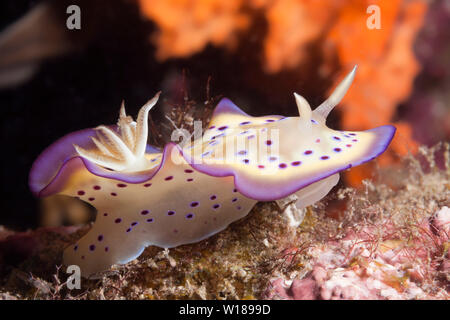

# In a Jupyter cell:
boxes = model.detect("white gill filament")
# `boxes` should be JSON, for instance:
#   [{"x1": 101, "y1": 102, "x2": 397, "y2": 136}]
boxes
[
  {"x1": 135, "y1": 91, "x2": 161, "y2": 158},
  {"x1": 91, "y1": 136, "x2": 114, "y2": 157},
  {"x1": 313, "y1": 65, "x2": 357, "y2": 121},
  {"x1": 73, "y1": 145, "x2": 127, "y2": 171},
  {"x1": 96, "y1": 125, "x2": 135, "y2": 162},
  {"x1": 95, "y1": 131, "x2": 119, "y2": 156},
  {"x1": 118, "y1": 101, "x2": 135, "y2": 151},
  {"x1": 73, "y1": 92, "x2": 161, "y2": 172},
  {"x1": 129, "y1": 121, "x2": 137, "y2": 141}
]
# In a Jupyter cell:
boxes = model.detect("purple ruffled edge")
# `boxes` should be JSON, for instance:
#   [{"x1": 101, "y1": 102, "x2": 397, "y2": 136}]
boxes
[
  {"x1": 29, "y1": 98, "x2": 395, "y2": 201},
  {"x1": 211, "y1": 98, "x2": 250, "y2": 117},
  {"x1": 212, "y1": 98, "x2": 283, "y2": 121},
  {"x1": 184, "y1": 125, "x2": 396, "y2": 201}
]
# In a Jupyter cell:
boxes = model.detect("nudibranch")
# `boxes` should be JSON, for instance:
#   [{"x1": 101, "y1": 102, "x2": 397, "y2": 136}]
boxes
[{"x1": 29, "y1": 67, "x2": 395, "y2": 277}]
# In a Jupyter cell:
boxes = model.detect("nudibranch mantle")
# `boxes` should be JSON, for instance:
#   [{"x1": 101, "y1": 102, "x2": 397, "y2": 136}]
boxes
[{"x1": 29, "y1": 66, "x2": 395, "y2": 277}]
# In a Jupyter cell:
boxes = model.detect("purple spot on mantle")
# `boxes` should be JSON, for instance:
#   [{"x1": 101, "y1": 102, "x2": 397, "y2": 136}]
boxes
[
  {"x1": 321, "y1": 156, "x2": 330, "y2": 160},
  {"x1": 304, "y1": 150, "x2": 313, "y2": 155},
  {"x1": 144, "y1": 183, "x2": 152, "y2": 187},
  {"x1": 98, "y1": 235, "x2": 103, "y2": 242},
  {"x1": 74, "y1": 245, "x2": 78, "y2": 251},
  {"x1": 186, "y1": 213, "x2": 194, "y2": 219},
  {"x1": 168, "y1": 210, "x2": 175, "y2": 216},
  {"x1": 240, "y1": 121, "x2": 251, "y2": 125},
  {"x1": 115, "y1": 218, "x2": 122, "y2": 224},
  {"x1": 187, "y1": 178, "x2": 194, "y2": 182},
  {"x1": 265, "y1": 119, "x2": 275, "y2": 122},
  {"x1": 165, "y1": 176, "x2": 173, "y2": 181},
  {"x1": 89, "y1": 245, "x2": 95, "y2": 251},
  {"x1": 141, "y1": 210, "x2": 149, "y2": 215},
  {"x1": 213, "y1": 204, "x2": 220, "y2": 209},
  {"x1": 126, "y1": 228, "x2": 131, "y2": 233},
  {"x1": 279, "y1": 163, "x2": 287, "y2": 169},
  {"x1": 266, "y1": 140, "x2": 272, "y2": 146},
  {"x1": 218, "y1": 126, "x2": 228, "y2": 131},
  {"x1": 77, "y1": 190, "x2": 85, "y2": 196},
  {"x1": 131, "y1": 221, "x2": 138, "y2": 226},
  {"x1": 333, "y1": 136, "x2": 341, "y2": 141},
  {"x1": 117, "y1": 183, "x2": 127, "y2": 188},
  {"x1": 334, "y1": 148, "x2": 342, "y2": 152},
  {"x1": 291, "y1": 161, "x2": 301, "y2": 166},
  {"x1": 184, "y1": 169, "x2": 194, "y2": 173},
  {"x1": 210, "y1": 195, "x2": 217, "y2": 200},
  {"x1": 232, "y1": 198, "x2": 238, "y2": 202},
  {"x1": 93, "y1": 185, "x2": 101, "y2": 190},
  {"x1": 146, "y1": 218, "x2": 154, "y2": 223},
  {"x1": 243, "y1": 159, "x2": 250, "y2": 164},
  {"x1": 190, "y1": 201, "x2": 199, "y2": 207},
  {"x1": 88, "y1": 197, "x2": 95, "y2": 201},
  {"x1": 111, "y1": 192, "x2": 117, "y2": 196}
]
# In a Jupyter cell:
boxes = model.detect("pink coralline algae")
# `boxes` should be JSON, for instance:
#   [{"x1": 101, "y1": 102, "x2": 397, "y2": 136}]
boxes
[{"x1": 264, "y1": 206, "x2": 450, "y2": 300}]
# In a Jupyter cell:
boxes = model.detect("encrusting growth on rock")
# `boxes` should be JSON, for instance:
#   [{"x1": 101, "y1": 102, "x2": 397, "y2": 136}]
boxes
[{"x1": 1, "y1": 142, "x2": 447, "y2": 299}]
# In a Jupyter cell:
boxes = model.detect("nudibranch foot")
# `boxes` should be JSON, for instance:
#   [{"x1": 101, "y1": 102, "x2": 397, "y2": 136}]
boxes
[
  {"x1": 63, "y1": 144, "x2": 256, "y2": 277},
  {"x1": 29, "y1": 66, "x2": 395, "y2": 277}
]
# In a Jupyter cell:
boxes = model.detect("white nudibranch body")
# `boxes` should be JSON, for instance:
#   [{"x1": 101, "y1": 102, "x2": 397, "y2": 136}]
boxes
[{"x1": 29, "y1": 66, "x2": 396, "y2": 277}]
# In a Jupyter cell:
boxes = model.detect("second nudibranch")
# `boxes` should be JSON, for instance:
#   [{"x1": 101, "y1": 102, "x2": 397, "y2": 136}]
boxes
[{"x1": 29, "y1": 67, "x2": 395, "y2": 277}]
